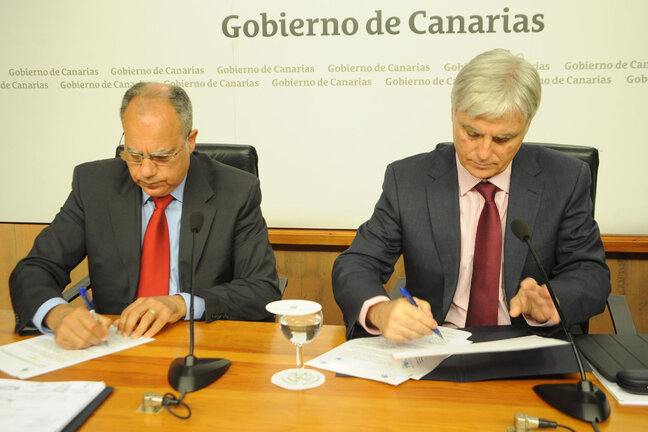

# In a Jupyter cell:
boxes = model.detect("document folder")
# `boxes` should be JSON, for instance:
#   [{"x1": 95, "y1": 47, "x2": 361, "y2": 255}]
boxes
[
  {"x1": 422, "y1": 324, "x2": 587, "y2": 382},
  {"x1": 62, "y1": 386, "x2": 113, "y2": 432}
]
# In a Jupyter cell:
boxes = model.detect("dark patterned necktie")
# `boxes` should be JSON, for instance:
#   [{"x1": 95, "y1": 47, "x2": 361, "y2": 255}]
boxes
[{"x1": 465, "y1": 182, "x2": 501, "y2": 327}]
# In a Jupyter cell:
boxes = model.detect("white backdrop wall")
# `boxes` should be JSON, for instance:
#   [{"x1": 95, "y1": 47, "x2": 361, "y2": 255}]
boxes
[{"x1": 1, "y1": 1, "x2": 647, "y2": 234}]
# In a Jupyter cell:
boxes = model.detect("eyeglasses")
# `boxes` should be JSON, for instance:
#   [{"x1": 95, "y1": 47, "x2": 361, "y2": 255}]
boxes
[{"x1": 118, "y1": 133, "x2": 187, "y2": 166}]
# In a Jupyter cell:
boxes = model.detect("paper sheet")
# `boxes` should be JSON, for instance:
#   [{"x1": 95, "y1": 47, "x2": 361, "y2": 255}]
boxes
[
  {"x1": 0, "y1": 326, "x2": 153, "y2": 379},
  {"x1": 306, "y1": 327, "x2": 471, "y2": 385},
  {"x1": 0, "y1": 379, "x2": 106, "y2": 432},
  {"x1": 391, "y1": 334, "x2": 568, "y2": 359}
]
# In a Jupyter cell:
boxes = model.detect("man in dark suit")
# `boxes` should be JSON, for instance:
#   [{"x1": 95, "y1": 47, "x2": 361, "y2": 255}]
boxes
[
  {"x1": 333, "y1": 49, "x2": 610, "y2": 340},
  {"x1": 10, "y1": 82, "x2": 280, "y2": 349}
]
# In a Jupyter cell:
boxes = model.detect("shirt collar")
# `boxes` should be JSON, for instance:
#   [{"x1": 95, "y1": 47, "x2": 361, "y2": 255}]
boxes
[
  {"x1": 456, "y1": 153, "x2": 512, "y2": 197},
  {"x1": 141, "y1": 175, "x2": 187, "y2": 205}
]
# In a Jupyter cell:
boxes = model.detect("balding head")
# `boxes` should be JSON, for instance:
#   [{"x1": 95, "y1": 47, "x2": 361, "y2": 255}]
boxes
[
  {"x1": 120, "y1": 82, "x2": 193, "y2": 137},
  {"x1": 119, "y1": 82, "x2": 197, "y2": 197}
]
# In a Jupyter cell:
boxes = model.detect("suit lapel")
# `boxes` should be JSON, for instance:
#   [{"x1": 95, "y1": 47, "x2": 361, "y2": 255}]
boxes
[
  {"x1": 425, "y1": 148, "x2": 461, "y2": 316},
  {"x1": 178, "y1": 154, "x2": 216, "y2": 291},
  {"x1": 503, "y1": 145, "x2": 543, "y2": 302},
  {"x1": 108, "y1": 173, "x2": 142, "y2": 298}
]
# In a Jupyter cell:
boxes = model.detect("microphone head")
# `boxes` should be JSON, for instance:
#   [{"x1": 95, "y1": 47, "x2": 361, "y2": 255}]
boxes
[
  {"x1": 511, "y1": 219, "x2": 531, "y2": 242},
  {"x1": 190, "y1": 211, "x2": 204, "y2": 233}
]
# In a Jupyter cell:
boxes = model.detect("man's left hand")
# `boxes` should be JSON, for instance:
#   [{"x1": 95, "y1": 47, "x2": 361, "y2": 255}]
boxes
[
  {"x1": 509, "y1": 277, "x2": 560, "y2": 324},
  {"x1": 114, "y1": 295, "x2": 187, "y2": 339}
]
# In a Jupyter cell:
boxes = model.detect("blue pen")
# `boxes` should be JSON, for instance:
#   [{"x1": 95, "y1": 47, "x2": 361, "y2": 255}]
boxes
[
  {"x1": 399, "y1": 287, "x2": 444, "y2": 340},
  {"x1": 78, "y1": 287, "x2": 99, "y2": 321}
]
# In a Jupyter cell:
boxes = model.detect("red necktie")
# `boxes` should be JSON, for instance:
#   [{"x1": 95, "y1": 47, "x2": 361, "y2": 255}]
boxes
[
  {"x1": 137, "y1": 195, "x2": 174, "y2": 298},
  {"x1": 465, "y1": 182, "x2": 502, "y2": 327}
]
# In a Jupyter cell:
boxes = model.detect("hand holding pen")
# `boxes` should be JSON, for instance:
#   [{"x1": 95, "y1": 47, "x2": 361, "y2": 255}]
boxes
[
  {"x1": 366, "y1": 287, "x2": 440, "y2": 341},
  {"x1": 78, "y1": 286, "x2": 112, "y2": 332},
  {"x1": 42, "y1": 288, "x2": 111, "y2": 350},
  {"x1": 399, "y1": 287, "x2": 444, "y2": 340}
]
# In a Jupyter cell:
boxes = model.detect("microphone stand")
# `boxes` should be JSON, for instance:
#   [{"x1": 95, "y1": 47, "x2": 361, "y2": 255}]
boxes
[
  {"x1": 511, "y1": 219, "x2": 609, "y2": 424},
  {"x1": 168, "y1": 213, "x2": 230, "y2": 393}
]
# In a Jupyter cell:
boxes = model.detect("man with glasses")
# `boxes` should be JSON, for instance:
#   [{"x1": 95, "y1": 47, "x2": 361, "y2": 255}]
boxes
[{"x1": 10, "y1": 82, "x2": 280, "y2": 349}]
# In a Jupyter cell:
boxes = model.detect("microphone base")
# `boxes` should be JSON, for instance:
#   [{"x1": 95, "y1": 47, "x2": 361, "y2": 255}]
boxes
[
  {"x1": 168, "y1": 355, "x2": 231, "y2": 393},
  {"x1": 534, "y1": 380, "x2": 610, "y2": 423}
]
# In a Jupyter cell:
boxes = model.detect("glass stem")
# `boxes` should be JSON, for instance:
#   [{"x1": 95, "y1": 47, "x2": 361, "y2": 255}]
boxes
[{"x1": 296, "y1": 344, "x2": 304, "y2": 370}]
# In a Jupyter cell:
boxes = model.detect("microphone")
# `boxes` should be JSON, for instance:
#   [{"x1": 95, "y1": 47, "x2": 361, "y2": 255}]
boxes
[
  {"x1": 168, "y1": 211, "x2": 230, "y2": 393},
  {"x1": 187, "y1": 212, "x2": 204, "y2": 358},
  {"x1": 511, "y1": 219, "x2": 609, "y2": 423}
]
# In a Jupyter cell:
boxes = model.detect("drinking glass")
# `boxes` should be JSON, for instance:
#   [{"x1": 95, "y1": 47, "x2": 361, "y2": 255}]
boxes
[{"x1": 266, "y1": 299, "x2": 325, "y2": 390}]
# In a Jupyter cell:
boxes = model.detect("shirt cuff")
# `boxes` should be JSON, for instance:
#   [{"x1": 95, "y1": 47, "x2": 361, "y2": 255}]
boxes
[
  {"x1": 359, "y1": 295, "x2": 391, "y2": 335},
  {"x1": 523, "y1": 313, "x2": 556, "y2": 327},
  {"x1": 33, "y1": 297, "x2": 69, "y2": 334},
  {"x1": 177, "y1": 293, "x2": 205, "y2": 320}
]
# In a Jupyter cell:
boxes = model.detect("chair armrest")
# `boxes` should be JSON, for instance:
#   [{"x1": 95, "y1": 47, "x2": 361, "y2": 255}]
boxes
[
  {"x1": 389, "y1": 277, "x2": 407, "y2": 300},
  {"x1": 607, "y1": 294, "x2": 637, "y2": 335},
  {"x1": 278, "y1": 277, "x2": 288, "y2": 297},
  {"x1": 63, "y1": 275, "x2": 91, "y2": 303}
]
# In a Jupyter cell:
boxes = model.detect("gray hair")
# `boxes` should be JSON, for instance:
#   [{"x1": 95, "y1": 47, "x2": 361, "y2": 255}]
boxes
[
  {"x1": 120, "y1": 82, "x2": 193, "y2": 137},
  {"x1": 451, "y1": 48, "x2": 541, "y2": 123}
]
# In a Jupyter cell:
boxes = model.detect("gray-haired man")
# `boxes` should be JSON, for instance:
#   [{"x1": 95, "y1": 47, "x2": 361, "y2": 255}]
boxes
[{"x1": 333, "y1": 49, "x2": 610, "y2": 341}]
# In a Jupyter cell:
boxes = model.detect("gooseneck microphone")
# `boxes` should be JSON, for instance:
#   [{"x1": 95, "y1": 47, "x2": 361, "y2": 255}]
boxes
[
  {"x1": 511, "y1": 219, "x2": 609, "y2": 424},
  {"x1": 168, "y1": 211, "x2": 231, "y2": 393},
  {"x1": 187, "y1": 211, "x2": 203, "y2": 359}
]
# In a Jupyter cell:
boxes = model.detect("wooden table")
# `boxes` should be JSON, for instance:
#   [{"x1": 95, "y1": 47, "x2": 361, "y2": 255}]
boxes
[{"x1": 1, "y1": 310, "x2": 646, "y2": 431}]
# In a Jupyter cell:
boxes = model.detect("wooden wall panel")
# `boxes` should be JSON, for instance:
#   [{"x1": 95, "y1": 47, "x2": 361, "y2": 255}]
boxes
[
  {"x1": 274, "y1": 246, "x2": 344, "y2": 326},
  {"x1": 0, "y1": 224, "x2": 17, "y2": 310},
  {"x1": 1, "y1": 223, "x2": 88, "y2": 310},
  {"x1": 592, "y1": 253, "x2": 648, "y2": 334},
  {"x1": 273, "y1": 247, "x2": 405, "y2": 326},
  {"x1": 14, "y1": 224, "x2": 46, "y2": 258},
  {"x1": 1, "y1": 223, "x2": 645, "y2": 334}
]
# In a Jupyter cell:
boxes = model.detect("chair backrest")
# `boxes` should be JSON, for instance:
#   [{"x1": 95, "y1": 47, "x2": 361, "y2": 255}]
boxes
[
  {"x1": 116, "y1": 144, "x2": 259, "y2": 177},
  {"x1": 435, "y1": 142, "x2": 599, "y2": 215}
]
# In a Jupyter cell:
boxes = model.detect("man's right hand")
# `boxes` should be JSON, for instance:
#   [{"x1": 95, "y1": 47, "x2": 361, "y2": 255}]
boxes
[
  {"x1": 366, "y1": 297, "x2": 438, "y2": 341},
  {"x1": 44, "y1": 304, "x2": 112, "y2": 350}
]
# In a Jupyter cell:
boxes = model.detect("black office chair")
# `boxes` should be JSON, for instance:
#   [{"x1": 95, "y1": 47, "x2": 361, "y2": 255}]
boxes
[
  {"x1": 63, "y1": 144, "x2": 286, "y2": 302},
  {"x1": 115, "y1": 143, "x2": 259, "y2": 178},
  {"x1": 435, "y1": 142, "x2": 599, "y2": 216},
  {"x1": 390, "y1": 142, "x2": 601, "y2": 333}
]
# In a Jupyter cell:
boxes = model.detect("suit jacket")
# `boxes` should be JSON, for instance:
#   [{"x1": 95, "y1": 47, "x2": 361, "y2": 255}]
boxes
[
  {"x1": 332, "y1": 144, "x2": 610, "y2": 339},
  {"x1": 11, "y1": 152, "x2": 280, "y2": 333}
]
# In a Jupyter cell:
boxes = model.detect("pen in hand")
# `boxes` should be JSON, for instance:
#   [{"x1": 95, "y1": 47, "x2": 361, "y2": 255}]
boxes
[
  {"x1": 399, "y1": 287, "x2": 444, "y2": 340},
  {"x1": 78, "y1": 287, "x2": 99, "y2": 322}
]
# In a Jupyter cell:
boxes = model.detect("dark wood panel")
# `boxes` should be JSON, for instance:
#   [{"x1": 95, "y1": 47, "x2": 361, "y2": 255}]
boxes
[
  {"x1": 596, "y1": 253, "x2": 648, "y2": 334},
  {"x1": 2, "y1": 223, "x2": 646, "y2": 333},
  {"x1": 601, "y1": 236, "x2": 648, "y2": 254},
  {"x1": 273, "y1": 246, "x2": 405, "y2": 326},
  {"x1": 268, "y1": 228, "x2": 648, "y2": 253}
]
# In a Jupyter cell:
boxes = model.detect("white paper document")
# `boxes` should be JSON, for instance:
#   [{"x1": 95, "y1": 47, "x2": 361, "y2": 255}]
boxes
[
  {"x1": 0, "y1": 326, "x2": 153, "y2": 379},
  {"x1": 306, "y1": 327, "x2": 471, "y2": 385},
  {"x1": 391, "y1": 334, "x2": 568, "y2": 359},
  {"x1": 0, "y1": 379, "x2": 106, "y2": 432}
]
